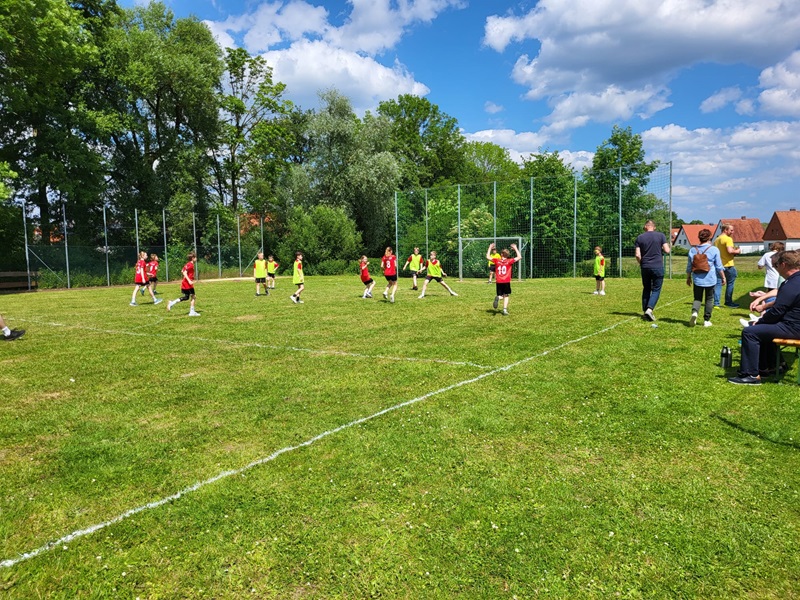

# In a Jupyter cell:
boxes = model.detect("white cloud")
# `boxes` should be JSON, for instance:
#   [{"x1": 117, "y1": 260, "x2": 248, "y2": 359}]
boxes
[
  {"x1": 464, "y1": 129, "x2": 549, "y2": 163},
  {"x1": 263, "y1": 40, "x2": 429, "y2": 114},
  {"x1": 700, "y1": 87, "x2": 742, "y2": 114},
  {"x1": 484, "y1": 0, "x2": 800, "y2": 135},
  {"x1": 484, "y1": 101, "x2": 504, "y2": 114},
  {"x1": 758, "y1": 51, "x2": 800, "y2": 117}
]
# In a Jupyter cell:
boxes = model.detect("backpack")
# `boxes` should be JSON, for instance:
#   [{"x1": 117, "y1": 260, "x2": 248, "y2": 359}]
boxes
[{"x1": 691, "y1": 246, "x2": 710, "y2": 273}]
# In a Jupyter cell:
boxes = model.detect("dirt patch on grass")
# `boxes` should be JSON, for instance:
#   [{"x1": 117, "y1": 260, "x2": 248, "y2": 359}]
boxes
[{"x1": 235, "y1": 314, "x2": 261, "y2": 321}]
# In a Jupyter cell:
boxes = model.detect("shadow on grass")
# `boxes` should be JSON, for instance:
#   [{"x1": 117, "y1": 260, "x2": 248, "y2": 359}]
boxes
[
  {"x1": 610, "y1": 311, "x2": 643, "y2": 318},
  {"x1": 712, "y1": 413, "x2": 800, "y2": 450}
]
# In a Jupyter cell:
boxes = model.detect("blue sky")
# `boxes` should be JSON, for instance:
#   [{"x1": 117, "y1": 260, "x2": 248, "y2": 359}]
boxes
[{"x1": 126, "y1": 0, "x2": 800, "y2": 224}]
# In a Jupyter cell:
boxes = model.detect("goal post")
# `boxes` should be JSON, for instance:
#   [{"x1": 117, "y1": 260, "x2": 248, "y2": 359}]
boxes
[{"x1": 458, "y1": 237, "x2": 524, "y2": 280}]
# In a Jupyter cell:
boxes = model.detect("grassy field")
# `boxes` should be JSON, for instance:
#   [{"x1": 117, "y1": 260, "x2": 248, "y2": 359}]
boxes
[{"x1": 1, "y1": 274, "x2": 798, "y2": 599}]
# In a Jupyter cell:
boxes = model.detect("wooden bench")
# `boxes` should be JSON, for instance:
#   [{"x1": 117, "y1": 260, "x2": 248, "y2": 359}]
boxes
[
  {"x1": 773, "y1": 338, "x2": 800, "y2": 384},
  {"x1": 0, "y1": 271, "x2": 38, "y2": 291}
]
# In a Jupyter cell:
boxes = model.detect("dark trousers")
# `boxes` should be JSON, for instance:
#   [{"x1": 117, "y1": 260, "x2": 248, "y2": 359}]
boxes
[
  {"x1": 641, "y1": 267, "x2": 664, "y2": 312},
  {"x1": 740, "y1": 321, "x2": 800, "y2": 376},
  {"x1": 692, "y1": 284, "x2": 714, "y2": 321}
]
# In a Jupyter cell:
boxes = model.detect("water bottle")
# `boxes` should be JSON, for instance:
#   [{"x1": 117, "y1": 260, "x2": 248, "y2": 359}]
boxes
[{"x1": 720, "y1": 346, "x2": 732, "y2": 368}]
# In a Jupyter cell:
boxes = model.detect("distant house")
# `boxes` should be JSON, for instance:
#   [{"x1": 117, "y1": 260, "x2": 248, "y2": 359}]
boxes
[
  {"x1": 763, "y1": 209, "x2": 800, "y2": 251},
  {"x1": 670, "y1": 228, "x2": 680, "y2": 245},
  {"x1": 674, "y1": 224, "x2": 718, "y2": 250},
  {"x1": 714, "y1": 216, "x2": 764, "y2": 254}
]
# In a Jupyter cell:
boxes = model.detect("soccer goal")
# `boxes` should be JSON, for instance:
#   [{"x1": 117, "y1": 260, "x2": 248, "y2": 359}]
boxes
[{"x1": 458, "y1": 237, "x2": 525, "y2": 280}]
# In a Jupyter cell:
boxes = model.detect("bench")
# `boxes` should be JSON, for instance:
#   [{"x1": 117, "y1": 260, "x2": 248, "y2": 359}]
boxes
[
  {"x1": 773, "y1": 338, "x2": 800, "y2": 384},
  {"x1": 0, "y1": 271, "x2": 38, "y2": 291}
]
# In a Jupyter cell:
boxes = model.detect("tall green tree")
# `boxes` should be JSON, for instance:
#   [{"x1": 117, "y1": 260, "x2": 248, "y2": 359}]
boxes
[{"x1": 463, "y1": 141, "x2": 521, "y2": 183}]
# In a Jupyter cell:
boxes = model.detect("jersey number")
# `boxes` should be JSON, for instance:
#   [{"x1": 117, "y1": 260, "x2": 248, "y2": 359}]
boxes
[{"x1": 498, "y1": 265, "x2": 508, "y2": 276}]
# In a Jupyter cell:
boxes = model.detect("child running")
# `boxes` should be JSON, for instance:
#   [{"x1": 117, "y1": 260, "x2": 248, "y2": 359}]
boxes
[
  {"x1": 487, "y1": 242, "x2": 521, "y2": 315},
  {"x1": 254, "y1": 251, "x2": 269, "y2": 296},
  {"x1": 145, "y1": 253, "x2": 160, "y2": 295},
  {"x1": 593, "y1": 246, "x2": 606, "y2": 295},
  {"x1": 167, "y1": 251, "x2": 200, "y2": 316},
  {"x1": 418, "y1": 251, "x2": 458, "y2": 298},
  {"x1": 359, "y1": 255, "x2": 376, "y2": 298},
  {"x1": 131, "y1": 251, "x2": 161, "y2": 306},
  {"x1": 402, "y1": 247, "x2": 426, "y2": 291},
  {"x1": 266, "y1": 255, "x2": 279, "y2": 289},
  {"x1": 0, "y1": 313, "x2": 25, "y2": 341},
  {"x1": 290, "y1": 251, "x2": 304, "y2": 303},
  {"x1": 381, "y1": 246, "x2": 398, "y2": 303}
]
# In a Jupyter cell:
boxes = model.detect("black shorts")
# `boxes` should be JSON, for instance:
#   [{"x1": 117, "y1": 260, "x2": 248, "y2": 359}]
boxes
[
  {"x1": 489, "y1": 265, "x2": 497, "y2": 272},
  {"x1": 181, "y1": 287, "x2": 195, "y2": 299},
  {"x1": 363, "y1": 279, "x2": 374, "y2": 286},
  {"x1": 255, "y1": 277, "x2": 266, "y2": 283},
  {"x1": 385, "y1": 274, "x2": 397, "y2": 282},
  {"x1": 268, "y1": 273, "x2": 276, "y2": 279},
  {"x1": 595, "y1": 275, "x2": 605, "y2": 281},
  {"x1": 411, "y1": 270, "x2": 422, "y2": 276},
  {"x1": 135, "y1": 280, "x2": 147, "y2": 286},
  {"x1": 426, "y1": 276, "x2": 443, "y2": 283},
  {"x1": 148, "y1": 277, "x2": 158, "y2": 283},
  {"x1": 496, "y1": 282, "x2": 511, "y2": 296}
]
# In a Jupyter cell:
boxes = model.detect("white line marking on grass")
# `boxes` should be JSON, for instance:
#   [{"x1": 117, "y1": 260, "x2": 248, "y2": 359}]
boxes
[
  {"x1": 1, "y1": 315, "x2": 639, "y2": 569},
  {"x1": 14, "y1": 319, "x2": 493, "y2": 370}
]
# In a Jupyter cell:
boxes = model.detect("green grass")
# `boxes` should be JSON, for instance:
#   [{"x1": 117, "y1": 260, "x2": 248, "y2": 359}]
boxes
[{"x1": 1, "y1": 275, "x2": 799, "y2": 598}]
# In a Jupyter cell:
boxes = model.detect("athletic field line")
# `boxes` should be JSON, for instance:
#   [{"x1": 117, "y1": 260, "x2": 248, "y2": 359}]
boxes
[
  {"x1": 14, "y1": 318, "x2": 493, "y2": 370},
  {"x1": 2, "y1": 303, "x2": 686, "y2": 569}
]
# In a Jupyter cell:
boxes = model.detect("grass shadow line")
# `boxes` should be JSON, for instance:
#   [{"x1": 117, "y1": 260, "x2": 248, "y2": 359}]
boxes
[{"x1": 712, "y1": 413, "x2": 800, "y2": 450}]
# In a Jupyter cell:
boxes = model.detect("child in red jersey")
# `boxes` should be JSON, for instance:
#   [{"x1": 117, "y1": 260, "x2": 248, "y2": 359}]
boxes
[
  {"x1": 146, "y1": 253, "x2": 160, "y2": 295},
  {"x1": 486, "y1": 242, "x2": 521, "y2": 315},
  {"x1": 380, "y1": 246, "x2": 398, "y2": 303},
  {"x1": 359, "y1": 255, "x2": 376, "y2": 299},
  {"x1": 131, "y1": 251, "x2": 161, "y2": 306},
  {"x1": 167, "y1": 251, "x2": 200, "y2": 316}
]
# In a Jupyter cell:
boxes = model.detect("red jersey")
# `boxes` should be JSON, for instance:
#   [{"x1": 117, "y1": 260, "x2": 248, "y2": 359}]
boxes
[
  {"x1": 381, "y1": 254, "x2": 397, "y2": 276},
  {"x1": 492, "y1": 257, "x2": 519, "y2": 284},
  {"x1": 146, "y1": 260, "x2": 158, "y2": 278},
  {"x1": 359, "y1": 262, "x2": 371, "y2": 282},
  {"x1": 181, "y1": 261, "x2": 195, "y2": 290},
  {"x1": 135, "y1": 259, "x2": 147, "y2": 284}
]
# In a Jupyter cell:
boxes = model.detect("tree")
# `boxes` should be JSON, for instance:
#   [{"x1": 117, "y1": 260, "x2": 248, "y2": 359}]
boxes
[
  {"x1": 463, "y1": 141, "x2": 521, "y2": 183},
  {"x1": 211, "y1": 47, "x2": 292, "y2": 213}
]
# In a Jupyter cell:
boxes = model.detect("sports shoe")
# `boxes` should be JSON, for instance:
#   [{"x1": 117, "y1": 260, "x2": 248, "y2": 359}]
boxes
[
  {"x1": 366, "y1": 292, "x2": 373, "y2": 298},
  {"x1": 188, "y1": 311, "x2": 201, "y2": 317},
  {"x1": 502, "y1": 309, "x2": 509, "y2": 315},
  {"x1": 450, "y1": 291, "x2": 458, "y2": 297},
  {"x1": 390, "y1": 296, "x2": 394, "y2": 303},
  {"x1": 727, "y1": 375, "x2": 761, "y2": 385},
  {"x1": 725, "y1": 302, "x2": 740, "y2": 308},
  {"x1": 265, "y1": 289, "x2": 270, "y2": 296},
  {"x1": 154, "y1": 298, "x2": 163, "y2": 305},
  {"x1": 644, "y1": 308, "x2": 655, "y2": 321},
  {"x1": 713, "y1": 305, "x2": 721, "y2": 310},
  {"x1": 689, "y1": 311, "x2": 697, "y2": 327},
  {"x1": 749, "y1": 313, "x2": 759, "y2": 320},
  {"x1": 599, "y1": 291, "x2": 606, "y2": 296},
  {"x1": 256, "y1": 293, "x2": 260, "y2": 297},
  {"x1": 703, "y1": 320, "x2": 713, "y2": 327},
  {"x1": 140, "y1": 288, "x2": 145, "y2": 296},
  {"x1": 493, "y1": 295, "x2": 500, "y2": 309},
  {"x1": 739, "y1": 318, "x2": 751, "y2": 328},
  {"x1": 2, "y1": 329, "x2": 25, "y2": 341},
  {"x1": 297, "y1": 299, "x2": 304, "y2": 304},
  {"x1": 592, "y1": 291, "x2": 599, "y2": 295},
  {"x1": 290, "y1": 295, "x2": 298, "y2": 304},
  {"x1": 130, "y1": 302, "x2": 137, "y2": 307},
  {"x1": 167, "y1": 300, "x2": 177, "y2": 311},
  {"x1": 418, "y1": 294, "x2": 425, "y2": 299},
  {"x1": 383, "y1": 291, "x2": 388, "y2": 299}
]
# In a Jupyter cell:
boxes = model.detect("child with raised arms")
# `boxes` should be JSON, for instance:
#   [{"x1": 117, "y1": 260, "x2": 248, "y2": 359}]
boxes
[
  {"x1": 359, "y1": 255, "x2": 376, "y2": 298},
  {"x1": 418, "y1": 251, "x2": 458, "y2": 298},
  {"x1": 290, "y1": 251, "x2": 304, "y2": 303},
  {"x1": 487, "y1": 242, "x2": 521, "y2": 315},
  {"x1": 381, "y1": 246, "x2": 398, "y2": 303},
  {"x1": 254, "y1": 251, "x2": 269, "y2": 296},
  {"x1": 167, "y1": 251, "x2": 200, "y2": 316}
]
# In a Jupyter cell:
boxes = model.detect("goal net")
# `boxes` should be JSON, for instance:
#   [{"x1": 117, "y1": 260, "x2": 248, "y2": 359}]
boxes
[{"x1": 458, "y1": 237, "x2": 524, "y2": 280}]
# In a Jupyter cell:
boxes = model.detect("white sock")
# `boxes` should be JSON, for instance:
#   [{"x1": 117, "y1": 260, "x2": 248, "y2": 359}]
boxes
[{"x1": 2, "y1": 326, "x2": 10, "y2": 337}]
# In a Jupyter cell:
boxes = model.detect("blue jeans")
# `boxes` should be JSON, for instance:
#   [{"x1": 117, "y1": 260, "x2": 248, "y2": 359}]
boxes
[
  {"x1": 641, "y1": 266, "x2": 664, "y2": 312},
  {"x1": 714, "y1": 266, "x2": 737, "y2": 305}
]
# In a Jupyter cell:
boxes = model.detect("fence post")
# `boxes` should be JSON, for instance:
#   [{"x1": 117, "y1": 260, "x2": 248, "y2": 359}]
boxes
[
  {"x1": 493, "y1": 181, "x2": 497, "y2": 241},
  {"x1": 618, "y1": 165, "x2": 623, "y2": 277},
  {"x1": 237, "y1": 214, "x2": 242, "y2": 276},
  {"x1": 668, "y1": 161, "x2": 673, "y2": 279},
  {"x1": 134, "y1": 208, "x2": 140, "y2": 258},
  {"x1": 260, "y1": 210, "x2": 264, "y2": 252},
  {"x1": 457, "y1": 184, "x2": 462, "y2": 280},
  {"x1": 162, "y1": 209, "x2": 169, "y2": 282},
  {"x1": 425, "y1": 189, "x2": 429, "y2": 255},
  {"x1": 216, "y1": 213, "x2": 222, "y2": 279},
  {"x1": 394, "y1": 191, "x2": 399, "y2": 256},
  {"x1": 103, "y1": 205, "x2": 110, "y2": 286},
  {"x1": 63, "y1": 201, "x2": 71, "y2": 289},
  {"x1": 192, "y1": 212, "x2": 198, "y2": 280},
  {"x1": 21, "y1": 202, "x2": 31, "y2": 291},
  {"x1": 573, "y1": 175, "x2": 578, "y2": 278}
]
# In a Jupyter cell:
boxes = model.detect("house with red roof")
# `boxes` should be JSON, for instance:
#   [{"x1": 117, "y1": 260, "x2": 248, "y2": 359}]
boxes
[
  {"x1": 674, "y1": 224, "x2": 718, "y2": 250},
  {"x1": 763, "y1": 209, "x2": 800, "y2": 251},
  {"x1": 713, "y1": 216, "x2": 764, "y2": 254}
]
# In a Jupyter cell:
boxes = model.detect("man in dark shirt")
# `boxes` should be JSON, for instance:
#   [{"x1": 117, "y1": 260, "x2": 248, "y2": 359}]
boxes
[
  {"x1": 729, "y1": 250, "x2": 800, "y2": 385},
  {"x1": 635, "y1": 220, "x2": 671, "y2": 321}
]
